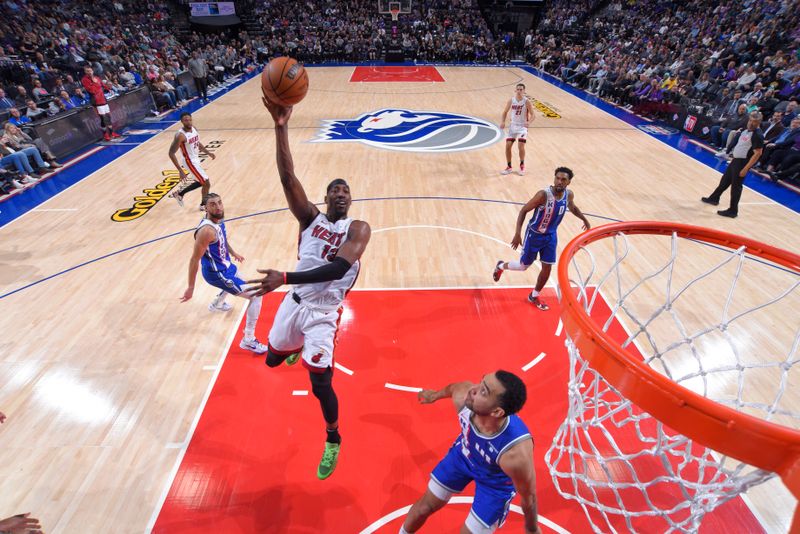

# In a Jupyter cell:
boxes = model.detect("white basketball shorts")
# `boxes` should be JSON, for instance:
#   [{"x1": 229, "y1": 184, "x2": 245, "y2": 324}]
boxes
[
  {"x1": 267, "y1": 292, "x2": 341, "y2": 373},
  {"x1": 506, "y1": 125, "x2": 527, "y2": 141}
]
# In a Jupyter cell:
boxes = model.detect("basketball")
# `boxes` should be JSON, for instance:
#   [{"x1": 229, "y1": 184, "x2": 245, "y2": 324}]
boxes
[{"x1": 261, "y1": 56, "x2": 309, "y2": 107}]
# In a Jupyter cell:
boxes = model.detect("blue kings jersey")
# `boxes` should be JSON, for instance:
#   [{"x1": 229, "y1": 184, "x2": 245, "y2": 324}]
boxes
[
  {"x1": 527, "y1": 186, "x2": 568, "y2": 235},
  {"x1": 196, "y1": 218, "x2": 231, "y2": 272},
  {"x1": 453, "y1": 406, "x2": 531, "y2": 489}
]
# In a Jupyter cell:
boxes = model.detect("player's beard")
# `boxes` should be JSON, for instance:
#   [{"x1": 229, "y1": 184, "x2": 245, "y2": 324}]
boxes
[{"x1": 465, "y1": 394, "x2": 480, "y2": 412}]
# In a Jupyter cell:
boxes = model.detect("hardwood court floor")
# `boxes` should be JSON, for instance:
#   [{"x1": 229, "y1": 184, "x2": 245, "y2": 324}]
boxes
[{"x1": 0, "y1": 66, "x2": 798, "y2": 533}]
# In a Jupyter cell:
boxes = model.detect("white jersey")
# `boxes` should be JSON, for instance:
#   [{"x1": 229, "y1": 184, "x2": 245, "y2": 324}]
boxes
[
  {"x1": 178, "y1": 126, "x2": 209, "y2": 183},
  {"x1": 509, "y1": 96, "x2": 528, "y2": 127},
  {"x1": 179, "y1": 127, "x2": 202, "y2": 163},
  {"x1": 293, "y1": 212, "x2": 360, "y2": 308}
]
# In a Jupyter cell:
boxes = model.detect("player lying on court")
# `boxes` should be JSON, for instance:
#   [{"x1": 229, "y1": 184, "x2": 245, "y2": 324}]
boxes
[
  {"x1": 244, "y1": 90, "x2": 371, "y2": 480},
  {"x1": 180, "y1": 193, "x2": 268, "y2": 354},
  {"x1": 401, "y1": 371, "x2": 541, "y2": 534},
  {"x1": 493, "y1": 167, "x2": 590, "y2": 310}
]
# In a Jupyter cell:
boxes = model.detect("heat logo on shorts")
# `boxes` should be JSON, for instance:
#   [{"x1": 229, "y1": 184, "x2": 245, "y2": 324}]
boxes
[{"x1": 312, "y1": 109, "x2": 502, "y2": 152}]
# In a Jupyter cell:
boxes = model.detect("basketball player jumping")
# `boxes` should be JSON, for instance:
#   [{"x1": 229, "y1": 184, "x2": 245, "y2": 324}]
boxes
[
  {"x1": 245, "y1": 91, "x2": 371, "y2": 480},
  {"x1": 401, "y1": 371, "x2": 541, "y2": 534},
  {"x1": 180, "y1": 193, "x2": 268, "y2": 354},
  {"x1": 500, "y1": 83, "x2": 535, "y2": 175},
  {"x1": 493, "y1": 167, "x2": 590, "y2": 310},
  {"x1": 169, "y1": 112, "x2": 216, "y2": 211}
]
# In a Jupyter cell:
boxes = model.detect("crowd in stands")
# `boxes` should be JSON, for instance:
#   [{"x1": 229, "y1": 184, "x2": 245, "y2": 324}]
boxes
[
  {"x1": 1, "y1": 0, "x2": 799, "y2": 190},
  {"x1": 0, "y1": 0, "x2": 261, "y2": 193},
  {"x1": 526, "y1": 0, "x2": 800, "y2": 182},
  {"x1": 536, "y1": 0, "x2": 604, "y2": 35},
  {"x1": 0, "y1": 0, "x2": 511, "y2": 194},
  {"x1": 253, "y1": 0, "x2": 510, "y2": 64}
]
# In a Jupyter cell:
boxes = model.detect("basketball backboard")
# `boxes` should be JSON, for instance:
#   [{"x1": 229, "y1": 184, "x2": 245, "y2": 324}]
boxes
[{"x1": 377, "y1": 0, "x2": 412, "y2": 16}]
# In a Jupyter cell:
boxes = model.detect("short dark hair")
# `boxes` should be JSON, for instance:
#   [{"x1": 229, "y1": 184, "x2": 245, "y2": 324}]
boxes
[
  {"x1": 326, "y1": 178, "x2": 349, "y2": 194},
  {"x1": 495, "y1": 370, "x2": 527, "y2": 415},
  {"x1": 206, "y1": 192, "x2": 221, "y2": 201},
  {"x1": 180, "y1": 112, "x2": 192, "y2": 119},
  {"x1": 555, "y1": 166, "x2": 574, "y2": 179},
  {"x1": 516, "y1": 83, "x2": 526, "y2": 89}
]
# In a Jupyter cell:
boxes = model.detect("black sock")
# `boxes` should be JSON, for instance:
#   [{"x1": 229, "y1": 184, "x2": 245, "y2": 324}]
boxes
[
  {"x1": 520, "y1": 160, "x2": 524, "y2": 166},
  {"x1": 326, "y1": 427, "x2": 341, "y2": 444},
  {"x1": 179, "y1": 181, "x2": 202, "y2": 196},
  {"x1": 507, "y1": 161, "x2": 511, "y2": 167}
]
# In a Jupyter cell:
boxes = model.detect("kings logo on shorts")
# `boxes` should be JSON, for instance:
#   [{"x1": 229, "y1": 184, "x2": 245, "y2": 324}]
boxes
[{"x1": 312, "y1": 109, "x2": 502, "y2": 152}]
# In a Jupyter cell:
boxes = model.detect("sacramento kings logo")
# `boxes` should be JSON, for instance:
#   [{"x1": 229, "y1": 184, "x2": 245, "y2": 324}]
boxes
[{"x1": 312, "y1": 108, "x2": 502, "y2": 152}]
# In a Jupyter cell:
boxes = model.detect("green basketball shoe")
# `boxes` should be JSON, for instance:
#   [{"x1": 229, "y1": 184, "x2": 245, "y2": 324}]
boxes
[
  {"x1": 317, "y1": 442, "x2": 341, "y2": 480},
  {"x1": 285, "y1": 352, "x2": 301, "y2": 366}
]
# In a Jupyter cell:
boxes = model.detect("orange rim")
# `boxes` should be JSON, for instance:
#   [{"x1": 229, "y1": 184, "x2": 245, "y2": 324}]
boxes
[{"x1": 557, "y1": 221, "x2": 800, "y2": 497}]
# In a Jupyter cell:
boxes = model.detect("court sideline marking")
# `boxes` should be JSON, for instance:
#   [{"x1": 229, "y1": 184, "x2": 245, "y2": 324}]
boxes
[
  {"x1": 144, "y1": 303, "x2": 248, "y2": 533},
  {"x1": 359, "y1": 495, "x2": 571, "y2": 534}
]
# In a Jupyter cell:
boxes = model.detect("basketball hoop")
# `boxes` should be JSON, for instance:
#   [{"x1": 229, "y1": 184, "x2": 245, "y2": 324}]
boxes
[
  {"x1": 546, "y1": 221, "x2": 800, "y2": 533},
  {"x1": 389, "y1": 1, "x2": 401, "y2": 22}
]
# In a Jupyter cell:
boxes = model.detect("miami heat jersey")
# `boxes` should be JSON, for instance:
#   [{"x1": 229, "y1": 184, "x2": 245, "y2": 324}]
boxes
[
  {"x1": 528, "y1": 186, "x2": 568, "y2": 235},
  {"x1": 452, "y1": 406, "x2": 531, "y2": 488},
  {"x1": 294, "y1": 212, "x2": 360, "y2": 307},
  {"x1": 180, "y1": 127, "x2": 201, "y2": 163},
  {"x1": 196, "y1": 218, "x2": 231, "y2": 272},
  {"x1": 510, "y1": 96, "x2": 528, "y2": 127}
]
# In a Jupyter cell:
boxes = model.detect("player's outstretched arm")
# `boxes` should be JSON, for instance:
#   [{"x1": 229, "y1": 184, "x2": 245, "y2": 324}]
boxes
[
  {"x1": 332, "y1": 220, "x2": 370, "y2": 265},
  {"x1": 499, "y1": 439, "x2": 541, "y2": 534},
  {"x1": 512, "y1": 191, "x2": 545, "y2": 249},
  {"x1": 244, "y1": 221, "x2": 371, "y2": 296},
  {"x1": 261, "y1": 89, "x2": 318, "y2": 229},
  {"x1": 567, "y1": 191, "x2": 591, "y2": 230},
  {"x1": 417, "y1": 381, "x2": 473, "y2": 412},
  {"x1": 181, "y1": 226, "x2": 214, "y2": 302}
]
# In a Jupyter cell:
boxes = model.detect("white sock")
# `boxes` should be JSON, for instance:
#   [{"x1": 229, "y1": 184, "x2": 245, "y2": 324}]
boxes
[
  {"x1": 506, "y1": 260, "x2": 529, "y2": 271},
  {"x1": 530, "y1": 289, "x2": 540, "y2": 298},
  {"x1": 243, "y1": 295, "x2": 262, "y2": 341}
]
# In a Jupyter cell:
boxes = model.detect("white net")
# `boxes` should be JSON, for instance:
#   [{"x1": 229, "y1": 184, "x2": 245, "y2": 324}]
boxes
[{"x1": 545, "y1": 229, "x2": 800, "y2": 533}]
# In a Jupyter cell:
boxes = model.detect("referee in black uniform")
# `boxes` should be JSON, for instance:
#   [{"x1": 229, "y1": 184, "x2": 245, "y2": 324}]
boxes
[{"x1": 702, "y1": 111, "x2": 764, "y2": 218}]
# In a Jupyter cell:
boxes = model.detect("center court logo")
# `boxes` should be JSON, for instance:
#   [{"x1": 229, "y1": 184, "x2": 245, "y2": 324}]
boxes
[{"x1": 312, "y1": 108, "x2": 502, "y2": 152}]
